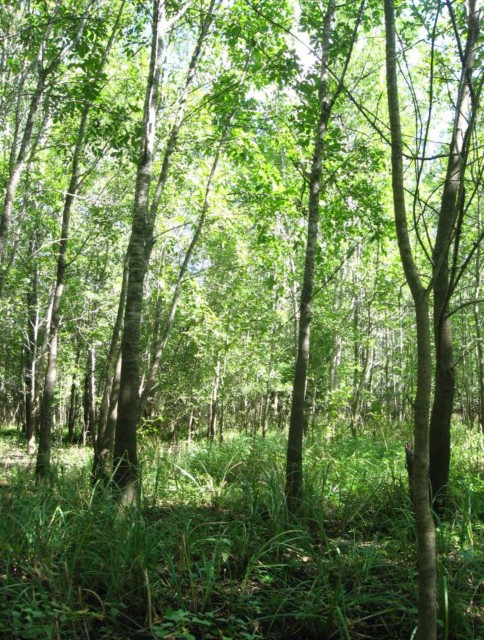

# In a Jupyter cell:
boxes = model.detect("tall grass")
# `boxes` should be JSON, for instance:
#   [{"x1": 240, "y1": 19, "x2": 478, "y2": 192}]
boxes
[{"x1": 0, "y1": 423, "x2": 482, "y2": 639}]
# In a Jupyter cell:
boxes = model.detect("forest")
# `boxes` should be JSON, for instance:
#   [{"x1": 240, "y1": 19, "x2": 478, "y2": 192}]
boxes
[{"x1": 0, "y1": 0, "x2": 482, "y2": 639}]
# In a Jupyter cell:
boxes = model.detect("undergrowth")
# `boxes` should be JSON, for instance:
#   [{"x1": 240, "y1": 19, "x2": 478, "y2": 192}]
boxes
[{"x1": 0, "y1": 424, "x2": 482, "y2": 639}]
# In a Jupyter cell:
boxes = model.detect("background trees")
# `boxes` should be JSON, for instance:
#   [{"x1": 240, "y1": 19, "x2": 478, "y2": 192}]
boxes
[
  {"x1": 0, "y1": 1, "x2": 482, "y2": 638},
  {"x1": 0, "y1": 0, "x2": 481, "y2": 463},
  {"x1": 0, "y1": 0, "x2": 480, "y2": 472}
]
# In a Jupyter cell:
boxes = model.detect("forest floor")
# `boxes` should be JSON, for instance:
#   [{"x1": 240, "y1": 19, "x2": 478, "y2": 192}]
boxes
[{"x1": 0, "y1": 423, "x2": 482, "y2": 640}]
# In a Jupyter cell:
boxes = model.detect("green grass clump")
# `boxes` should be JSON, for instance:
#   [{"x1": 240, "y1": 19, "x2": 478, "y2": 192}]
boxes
[{"x1": 0, "y1": 423, "x2": 482, "y2": 639}]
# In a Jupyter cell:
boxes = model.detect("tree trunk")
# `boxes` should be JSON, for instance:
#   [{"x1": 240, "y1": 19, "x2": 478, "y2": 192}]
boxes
[
  {"x1": 67, "y1": 379, "x2": 79, "y2": 443},
  {"x1": 24, "y1": 234, "x2": 39, "y2": 454},
  {"x1": 83, "y1": 346, "x2": 96, "y2": 446},
  {"x1": 66, "y1": 334, "x2": 82, "y2": 442},
  {"x1": 285, "y1": 0, "x2": 335, "y2": 512},
  {"x1": 219, "y1": 350, "x2": 227, "y2": 443},
  {"x1": 36, "y1": 107, "x2": 89, "y2": 476},
  {"x1": 114, "y1": 0, "x2": 216, "y2": 498},
  {"x1": 309, "y1": 383, "x2": 318, "y2": 433},
  {"x1": 147, "y1": 0, "x2": 217, "y2": 235},
  {"x1": 187, "y1": 407, "x2": 194, "y2": 442},
  {"x1": 261, "y1": 393, "x2": 269, "y2": 438},
  {"x1": 328, "y1": 330, "x2": 341, "y2": 395},
  {"x1": 113, "y1": 0, "x2": 164, "y2": 497},
  {"x1": 263, "y1": 279, "x2": 280, "y2": 438},
  {"x1": 384, "y1": 1, "x2": 437, "y2": 637},
  {"x1": 35, "y1": 0, "x2": 121, "y2": 474},
  {"x1": 93, "y1": 259, "x2": 128, "y2": 481},
  {"x1": 429, "y1": 0, "x2": 480, "y2": 507},
  {"x1": 474, "y1": 240, "x2": 484, "y2": 431},
  {"x1": 350, "y1": 285, "x2": 361, "y2": 435},
  {"x1": 209, "y1": 356, "x2": 221, "y2": 441},
  {"x1": 104, "y1": 351, "x2": 122, "y2": 480}
]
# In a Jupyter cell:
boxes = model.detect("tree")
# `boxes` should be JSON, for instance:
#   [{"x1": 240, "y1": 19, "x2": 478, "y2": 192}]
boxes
[
  {"x1": 429, "y1": 0, "x2": 481, "y2": 508},
  {"x1": 0, "y1": 1, "x2": 93, "y2": 275},
  {"x1": 139, "y1": 118, "x2": 233, "y2": 416},
  {"x1": 35, "y1": 108, "x2": 90, "y2": 476},
  {"x1": 112, "y1": 0, "x2": 166, "y2": 498},
  {"x1": 285, "y1": 0, "x2": 365, "y2": 512},
  {"x1": 384, "y1": 1, "x2": 436, "y2": 637},
  {"x1": 92, "y1": 258, "x2": 128, "y2": 482},
  {"x1": 113, "y1": 0, "x2": 217, "y2": 497},
  {"x1": 36, "y1": 1, "x2": 126, "y2": 476}
]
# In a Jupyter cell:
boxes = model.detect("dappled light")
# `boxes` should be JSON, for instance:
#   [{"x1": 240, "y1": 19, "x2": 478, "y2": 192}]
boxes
[{"x1": 0, "y1": 1, "x2": 482, "y2": 639}]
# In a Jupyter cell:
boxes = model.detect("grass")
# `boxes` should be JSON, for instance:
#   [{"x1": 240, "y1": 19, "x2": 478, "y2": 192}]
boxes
[{"x1": 0, "y1": 423, "x2": 482, "y2": 639}]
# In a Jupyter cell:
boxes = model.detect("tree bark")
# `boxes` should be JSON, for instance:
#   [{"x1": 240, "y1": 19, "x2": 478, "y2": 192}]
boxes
[
  {"x1": 429, "y1": 0, "x2": 480, "y2": 507},
  {"x1": 113, "y1": 0, "x2": 165, "y2": 497},
  {"x1": 113, "y1": 0, "x2": 216, "y2": 498},
  {"x1": 24, "y1": 233, "x2": 40, "y2": 454},
  {"x1": 35, "y1": 1, "x2": 122, "y2": 476},
  {"x1": 83, "y1": 346, "x2": 96, "y2": 446},
  {"x1": 384, "y1": 1, "x2": 437, "y2": 638},
  {"x1": 36, "y1": 106, "x2": 89, "y2": 476},
  {"x1": 474, "y1": 240, "x2": 484, "y2": 431},
  {"x1": 93, "y1": 259, "x2": 128, "y2": 481},
  {"x1": 208, "y1": 356, "x2": 221, "y2": 441},
  {"x1": 285, "y1": 0, "x2": 335, "y2": 512}
]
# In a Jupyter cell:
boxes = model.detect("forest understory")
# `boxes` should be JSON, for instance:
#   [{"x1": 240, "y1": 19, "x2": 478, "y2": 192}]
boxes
[
  {"x1": 0, "y1": 423, "x2": 482, "y2": 640},
  {"x1": 1, "y1": 1, "x2": 483, "y2": 639}
]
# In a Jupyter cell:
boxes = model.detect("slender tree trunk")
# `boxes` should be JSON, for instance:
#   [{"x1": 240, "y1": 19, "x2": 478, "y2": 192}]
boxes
[
  {"x1": 36, "y1": 107, "x2": 89, "y2": 476},
  {"x1": 187, "y1": 407, "x2": 194, "y2": 442},
  {"x1": 474, "y1": 242, "x2": 484, "y2": 431},
  {"x1": 104, "y1": 351, "x2": 122, "y2": 478},
  {"x1": 384, "y1": 1, "x2": 436, "y2": 637},
  {"x1": 328, "y1": 330, "x2": 340, "y2": 395},
  {"x1": 350, "y1": 285, "x2": 361, "y2": 435},
  {"x1": 113, "y1": 6, "x2": 163, "y2": 494},
  {"x1": 34, "y1": 0, "x2": 120, "y2": 473},
  {"x1": 309, "y1": 384, "x2": 317, "y2": 433},
  {"x1": 114, "y1": 0, "x2": 216, "y2": 497},
  {"x1": 147, "y1": 0, "x2": 217, "y2": 233},
  {"x1": 285, "y1": 0, "x2": 335, "y2": 512},
  {"x1": 429, "y1": 0, "x2": 480, "y2": 507},
  {"x1": 209, "y1": 356, "x2": 221, "y2": 441},
  {"x1": 93, "y1": 260, "x2": 128, "y2": 480},
  {"x1": 261, "y1": 393, "x2": 269, "y2": 438},
  {"x1": 67, "y1": 379, "x2": 78, "y2": 442},
  {"x1": 66, "y1": 334, "x2": 82, "y2": 442},
  {"x1": 219, "y1": 350, "x2": 227, "y2": 443},
  {"x1": 263, "y1": 280, "x2": 280, "y2": 438},
  {"x1": 83, "y1": 346, "x2": 96, "y2": 446},
  {"x1": 412, "y1": 294, "x2": 436, "y2": 640},
  {"x1": 25, "y1": 234, "x2": 39, "y2": 454},
  {"x1": 350, "y1": 344, "x2": 370, "y2": 434}
]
